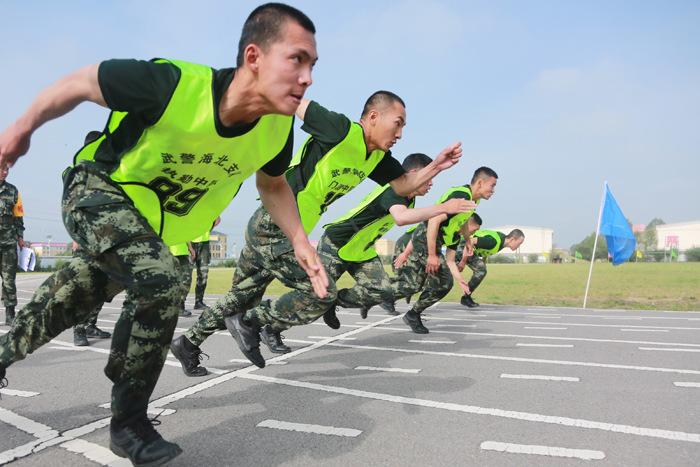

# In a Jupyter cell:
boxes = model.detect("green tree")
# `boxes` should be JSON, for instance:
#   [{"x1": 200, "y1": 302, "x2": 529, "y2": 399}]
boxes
[
  {"x1": 642, "y1": 218, "x2": 665, "y2": 251},
  {"x1": 570, "y1": 232, "x2": 608, "y2": 261}
]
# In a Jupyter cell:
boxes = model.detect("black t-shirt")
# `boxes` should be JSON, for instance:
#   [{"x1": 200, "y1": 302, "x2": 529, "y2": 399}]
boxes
[
  {"x1": 93, "y1": 59, "x2": 292, "y2": 176},
  {"x1": 325, "y1": 186, "x2": 411, "y2": 246},
  {"x1": 285, "y1": 101, "x2": 405, "y2": 195}
]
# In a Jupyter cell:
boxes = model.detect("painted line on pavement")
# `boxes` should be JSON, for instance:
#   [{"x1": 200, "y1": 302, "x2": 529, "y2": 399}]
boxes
[
  {"x1": 241, "y1": 373, "x2": 700, "y2": 443},
  {"x1": 409, "y1": 339, "x2": 456, "y2": 344},
  {"x1": 423, "y1": 316, "x2": 700, "y2": 331},
  {"x1": 620, "y1": 329, "x2": 669, "y2": 332},
  {"x1": 60, "y1": 438, "x2": 131, "y2": 466},
  {"x1": 0, "y1": 388, "x2": 40, "y2": 398},
  {"x1": 355, "y1": 366, "x2": 421, "y2": 374},
  {"x1": 500, "y1": 374, "x2": 579, "y2": 382},
  {"x1": 433, "y1": 324, "x2": 478, "y2": 328},
  {"x1": 639, "y1": 347, "x2": 700, "y2": 353},
  {"x1": 524, "y1": 327, "x2": 567, "y2": 330},
  {"x1": 479, "y1": 441, "x2": 605, "y2": 460},
  {"x1": 308, "y1": 336, "x2": 357, "y2": 341},
  {"x1": 371, "y1": 325, "x2": 700, "y2": 348},
  {"x1": 674, "y1": 382, "x2": 700, "y2": 388},
  {"x1": 256, "y1": 419, "x2": 362, "y2": 437},
  {"x1": 326, "y1": 342, "x2": 700, "y2": 375},
  {"x1": 517, "y1": 343, "x2": 573, "y2": 348}
]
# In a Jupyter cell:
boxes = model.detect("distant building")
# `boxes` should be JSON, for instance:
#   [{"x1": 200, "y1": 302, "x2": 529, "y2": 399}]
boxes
[
  {"x1": 489, "y1": 225, "x2": 554, "y2": 263},
  {"x1": 375, "y1": 238, "x2": 396, "y2": 257},
  {"x1": 655, "y1": 221, "x2": 700, "y2": 251},
  {"x1": 29, "y1": 241, "x2": 71, "y2": 256},
  {"x1": 209, "y1": 231, "x2": 228, "y2": 259}
]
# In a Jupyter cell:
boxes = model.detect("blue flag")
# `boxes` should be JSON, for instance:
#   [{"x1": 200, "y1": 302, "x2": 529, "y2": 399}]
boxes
[{"x1": 599, "y1": 183, "x2": 636, "y2": 265}]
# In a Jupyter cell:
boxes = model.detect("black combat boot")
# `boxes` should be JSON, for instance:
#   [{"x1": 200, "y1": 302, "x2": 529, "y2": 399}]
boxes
[
  {"x1": 403, "y1": 310, "x2": 429, "y2": 334},
  {"x1": 86, "y1": 325, "x2": 112, "y2": 338},
  {"x1": 170, "y1": 335, "x2": 208, "y2": 377},
  {"x1": 193, "y1": 300, "x2": 209, "y2": 310},
  {"x1": 73, "y1": 328, "x2": 89, "y2": 346},
  {"x1": 260, "y1": 325, "x2": 291, "y2": 354},
  {"x1": 460, "y1": 294, "x2": 479, "y2": 308},
  {"x1": 322, "y1": 307, "x2": 341, "y2": 329},
  {"x1": 225, "y1": 314, "x2": 265, "y2": 368},
  {"x1": 110, "y1": 416, "x2": 182, "y2": 466},
  {"x1": 360, "y1": 306, "x2": 369, "y2": 319},
  {"x1": 379, "y1": 301, "x2": 399, "y2": 316}
]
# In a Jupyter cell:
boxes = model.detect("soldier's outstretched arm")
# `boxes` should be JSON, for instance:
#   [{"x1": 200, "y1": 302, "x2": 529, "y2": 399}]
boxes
[
  {"x1": 425, "y1": 215, "x2": 446, "y2": 275},
  {"x1": 256, "y1": 170, "x2": 328, "y2": 298},
  {"x1": 446, "y1": 247, "x2": 470, "y2": 295},
  {"x1": 388, "y1": 142, "x2": 463, "y2": 196},
  {"x1": 389, "y1": 198, "x2": 475, "y2": 226},
  {"x1": 0, "y1": 64, "x2": 105, "y2": 168}
]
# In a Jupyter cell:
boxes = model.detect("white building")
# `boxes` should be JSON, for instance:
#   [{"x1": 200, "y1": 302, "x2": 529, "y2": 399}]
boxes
[
  {"x1": 655, "y1": 221, "x2": 700, "y2": 251},
  {"x1": 490, "y1": 225, "x2": 554, "y2": 262}
]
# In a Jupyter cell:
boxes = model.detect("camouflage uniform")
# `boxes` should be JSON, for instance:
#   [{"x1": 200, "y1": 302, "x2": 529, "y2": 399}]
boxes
[
  {"x1": 0, "y1": 163, "x2": 184, "y2": 424},
  {"x1": 185, "y1": 206, "x2": 337, "y2": 345},
  {"x1": 73, "y1": 305, "x2": 105, "y2": 333},
  {"x1": 192, "y1": 241, "x2": 210, "y2": 304},
  {"x1": 175, "y1": 254, "x2": 193, "y2": 309},
  {"x1": 391, "y1": 229, "x2": 413, "y2": 272},
  {"x1": 454, "y1": 238, "x2": 488, "y2": 292},
  {"x1": 0, "y1": 181, "x2": 24, "y2": 310},
  {"x1": 390, "y1": 223, "x2": 453, "y2": 314},
  {"x1": 318, "y1": 234, "x2": 393, "y2": 309}
]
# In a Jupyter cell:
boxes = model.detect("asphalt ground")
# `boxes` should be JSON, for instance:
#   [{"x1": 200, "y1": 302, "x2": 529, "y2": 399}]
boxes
[{"x1": 1, "y1": 273, "x2": 699, "y2": 466}]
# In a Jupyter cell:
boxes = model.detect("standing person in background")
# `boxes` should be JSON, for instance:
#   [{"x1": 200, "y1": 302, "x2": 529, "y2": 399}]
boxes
[
  {"x1": 0, "y1": 165, "x2": 24, "y2": 326},
  {"x1": 191, "y1": 216, "x2": 221, "y2": 311}
]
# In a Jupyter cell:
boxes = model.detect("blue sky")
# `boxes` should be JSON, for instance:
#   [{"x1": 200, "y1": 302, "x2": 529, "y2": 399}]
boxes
[{"x1": 2, "y1": 0, "x2": 698, "y2": 252}]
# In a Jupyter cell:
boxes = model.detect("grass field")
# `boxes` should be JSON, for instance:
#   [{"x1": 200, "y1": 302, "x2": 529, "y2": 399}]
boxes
[{"x1": 199, "y1": 262, "x2": 700, "y2": 311}]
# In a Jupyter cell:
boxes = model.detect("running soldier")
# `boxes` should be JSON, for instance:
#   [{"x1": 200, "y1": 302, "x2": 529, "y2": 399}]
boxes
[{"x1": 0, "y1": 165, "x2": 24, "y2": 326}]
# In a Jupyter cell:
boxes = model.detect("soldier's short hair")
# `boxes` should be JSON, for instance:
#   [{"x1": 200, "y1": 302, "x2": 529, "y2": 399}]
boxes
[
  {"x1": 361, "y1": 91, "x2": 406, "y2": 117},
  {"x1": 402, "y1": 153, "x2": 432, "y2": 171},
  {"x1": 471, "y1": 166, "x2": 498, "y2": 184},
  {"x1": 236, "y1": 3, "x2": 316, "y2": 67},
  {"x1": 469, "y1": 213, "x2": 483, "y2": 226},
  {"x1": 507, "y1": 229, "x2": 525, "y2": 239}
]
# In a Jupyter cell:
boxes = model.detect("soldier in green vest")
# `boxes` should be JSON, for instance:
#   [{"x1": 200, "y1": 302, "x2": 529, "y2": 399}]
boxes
[
  {"x1": 191, "y1": 216, "x2": 220, "y2": 310},
  {"x1": 0, "y1": 165, "x2": 24, "y2": 326},
  {"x1": 174, "y1": 92, "x2": 464, "y2": 371},
  {"x1": 0, "y1": 4, "x2": 323, "y2": 465},
  {"x1": 457, "y1": 228, "x2": 525, "y2": 308},
  {"x1": 383, "y1": 166, "x2": 499, "y2": 333},
  {"x1": 320, "y1": 153, "x2": 474, "y2": 320}
]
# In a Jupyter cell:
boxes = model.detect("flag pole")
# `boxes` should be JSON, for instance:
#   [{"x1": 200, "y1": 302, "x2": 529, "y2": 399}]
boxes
[{"x1": 583, "y1": 181, "x2": 607, "y2": 308}]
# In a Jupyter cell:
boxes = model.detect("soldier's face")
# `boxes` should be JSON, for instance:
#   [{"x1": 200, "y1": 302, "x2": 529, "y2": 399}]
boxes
[
  {"x1": 255, "y1": 20, "x2": 317, "y2": 115},
  {"x1": 368, "y1": 102, "x2": 406, "y2": 152}
]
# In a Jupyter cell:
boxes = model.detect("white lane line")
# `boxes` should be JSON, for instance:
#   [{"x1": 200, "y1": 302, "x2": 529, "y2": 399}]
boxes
[
  {"x1": 97, "y1": 402, "x2": 177, "y2": 417},
  {"x1": 312, "y1": 322, "x2": 364, "y2": 329},
  {"x1": 674, "y1": 382, "x2": 700, "y2": 388},
  {"x1": 517, "y1": 343, "x2": 574, "y2": 348},
  {"x1": 327, "y1": 342, "x2": 700, "y2": 375},
  {"x1": 426, "y1": 316, "x2": 700, "y2": 331},
  {"x1": 0, "y1": 407, "x2": 58, "y2": 439},
  {"x1": 480, "y1": 441, "x2": 605, "y2": 460},
  {"x1": 229, "y1": 358, "x2": 288, "y2": 365},
  {"x1": 241, "y1": 373, "x2": 700, "y2": 444},
  {"x1": 621, "y1": 329, "x2": 669, "y2": 332},
  {"x1": 409, "y1": 339, "x2": 456, "y2": 344},
  {"x1": 60, "y1": 439, "x2": 131, "y2": 466},
  {"x1": 530, "y1": 316, "x2": 561, "y2": 319},
  {"x1": 475, "y1": 309, "x2": 700, "y2": 320},
  {"x1": 451, "y1": 314, "x2": 487, "y2": 318},
  {"x1": 308, "y1": 336, "x2": 357, "y2": 340},
  {"x1": 639, "y1": 347, "x2": 700, "y2": 353},
  {"x1": 0, "y1": 388, "x2": 40, "y2": 398},
  {"x1": 432, "y1": 324, "x2": 478, "y2": 328},
  {"x1": 605, "y1": 317, "x2": 643, "y2": 320},
  {"x1": 524, "y1": 327, "x2": 567, "y2": 330},
  {"x1": 355, "y1": 366, "x2": 421, "y2": 374},
  {"x1": 371, "y1": 325, "x2": 700, "y2": 348},
  {"x1": 257, "y1": 419, "x2": 362, "y2": 437},
  {"x1": 500, "y1": 374, "x2": 579, "y2": 382}
]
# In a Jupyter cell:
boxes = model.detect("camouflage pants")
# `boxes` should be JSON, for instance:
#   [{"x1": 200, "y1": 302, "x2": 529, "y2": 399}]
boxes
[
  {"x1": 318, "y1": 234, "x2": 392, "y2": 309},
  {"x1": 192, "y1": 241, "x2": 210, "y2": 302},
  {"x1": 465, "y1": 254, "x2": 487, "y2": 294},
  {"x1": 73, "y1": 304, "x2": 104, "y2": 332},
  {"x1": 0, "y1": 164, "x2": 184, "y2": 424},
  {"x1": 390, "y1": 230, "x2": 453, "y2": 314},
  {"x1": 175, "y1": 255, "x2": 193, "y2": 307},
  {"x1": 0, "y1": 244, "x2": 18, "y2": 307},
  {"x1": 185, "y1": 206, "x2": 337, "y2": 345}
]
